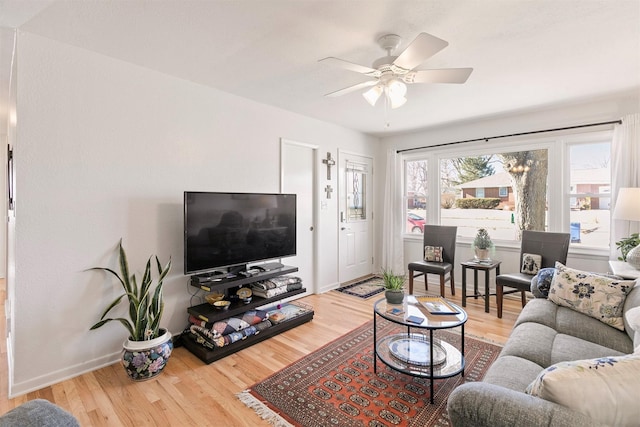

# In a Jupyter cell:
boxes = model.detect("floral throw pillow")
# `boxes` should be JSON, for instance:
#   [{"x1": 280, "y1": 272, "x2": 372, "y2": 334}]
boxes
[
  {"x1": 424, "y1": 246, "x2": 443, "y2": 262},
  {"x1": 548, "y1": 262, "x2": 635, "y2": 330},
  {"x1": 525, "y1": 354, "x2": 640, "y2": 426}
]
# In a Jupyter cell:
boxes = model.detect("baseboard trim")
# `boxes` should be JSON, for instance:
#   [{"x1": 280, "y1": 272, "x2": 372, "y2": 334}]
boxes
[{"x1": 9, "y1": 351, "x2": 120, "y2": 398}]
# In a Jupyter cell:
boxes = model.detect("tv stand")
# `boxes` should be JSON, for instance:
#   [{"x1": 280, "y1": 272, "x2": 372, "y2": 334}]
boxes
[
  {"x1": 253, "y1": 261, "x2": 284, "y2": 271},
  {"x1": 183, "y1": 265, "x2": 313, "y2": 364}
]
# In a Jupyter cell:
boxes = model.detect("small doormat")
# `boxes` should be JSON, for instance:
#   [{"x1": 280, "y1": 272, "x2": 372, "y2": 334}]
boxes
[
  {"x1": 238, "y1": 320, "x2": 502, "y2": 427},
  {"x1": 335, "y1": 276, "x2": 385, "y2": 299}
]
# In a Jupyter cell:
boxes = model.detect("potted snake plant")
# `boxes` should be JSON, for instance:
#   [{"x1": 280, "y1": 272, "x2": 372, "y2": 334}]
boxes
[{"x1": 89, "y1": 239, "x2": 173, "y2": 381}]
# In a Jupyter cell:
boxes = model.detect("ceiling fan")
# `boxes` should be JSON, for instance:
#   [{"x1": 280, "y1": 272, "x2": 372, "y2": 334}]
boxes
[{"x1": 320, "y1": 32, "x2": 473, "y2": 109}]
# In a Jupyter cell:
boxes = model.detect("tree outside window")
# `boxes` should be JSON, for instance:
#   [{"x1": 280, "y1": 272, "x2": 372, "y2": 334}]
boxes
[{"x1": 440, "y1": 150, "x2": 548, "y2": 240}]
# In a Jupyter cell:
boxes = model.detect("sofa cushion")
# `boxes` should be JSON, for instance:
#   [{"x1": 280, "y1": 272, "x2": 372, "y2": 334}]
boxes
[
  {"x1": 548, "y1": 262, "x2": 635, "y2": 330},
  {"x1": 526, "y1": 354, "x2": 640, "y2": 426},
  {"x1": 515, "y1": 299, "x2": 633, "y2": 353},
  {"x1": 549, "y1": 334, "x2": 626, "y2": 364},
  {"x1": 501, "y1": 320, "x2": 626, "y2": 369},
  {"x1": 483, "y1": 355, "x2": 543, "y2": 392}
]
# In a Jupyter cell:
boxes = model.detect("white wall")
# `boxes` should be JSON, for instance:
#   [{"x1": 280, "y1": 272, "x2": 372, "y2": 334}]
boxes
[
  {"x1": 374, "y1": 91, "x2": 640, "y2": 283},
  {"x1": 9, "y1": 31, "x2": 377, "y2": 396}
]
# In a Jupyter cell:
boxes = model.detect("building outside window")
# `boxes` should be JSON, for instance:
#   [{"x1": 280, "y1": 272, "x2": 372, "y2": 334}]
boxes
[{"x1": 566, "y1": 141, "x2": 611, "y2": 247}]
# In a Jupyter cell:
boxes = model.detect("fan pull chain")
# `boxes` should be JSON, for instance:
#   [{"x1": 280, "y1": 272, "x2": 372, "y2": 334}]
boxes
[{"x1": 384, "y1": 92, "x2": 390, "y2": 128}]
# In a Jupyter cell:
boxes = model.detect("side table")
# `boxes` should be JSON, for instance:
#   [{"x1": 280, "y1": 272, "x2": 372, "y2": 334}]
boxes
[
  {"x1": 460, "y1": 259, "x2": 501, "y2": 313},
  {"x1": 608, "y1": 260, "x2": 640, "y2": 280}
]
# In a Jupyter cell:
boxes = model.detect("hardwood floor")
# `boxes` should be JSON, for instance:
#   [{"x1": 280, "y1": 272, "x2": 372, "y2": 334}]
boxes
[{"x1": 0, "y1": 279, "x2": 522, "y2": 426}]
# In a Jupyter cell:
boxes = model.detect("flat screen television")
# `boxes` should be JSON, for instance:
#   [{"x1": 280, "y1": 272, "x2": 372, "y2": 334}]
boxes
[{"x1": 184, "y1": 191, "x2": 297, "y2": 275}]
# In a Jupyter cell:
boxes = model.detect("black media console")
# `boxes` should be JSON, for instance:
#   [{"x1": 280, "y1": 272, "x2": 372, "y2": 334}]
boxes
[{"x1": 182, "y1": 265, "x2": 314, "y2": 364}]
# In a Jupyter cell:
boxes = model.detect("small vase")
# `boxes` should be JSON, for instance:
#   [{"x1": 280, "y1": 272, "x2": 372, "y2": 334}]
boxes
[
  {"x1": 385, "y1": 289, "x2": 404, "y2": 304},
  {"x1": 474, "y1": 248, "x2": 491, "y2": 261},
  {"x1": 122, "y1": 329, "x2": 173, "y2": 381},
  {"x1": 627, "y1": 244, "x2": 640, "y2": 270}
]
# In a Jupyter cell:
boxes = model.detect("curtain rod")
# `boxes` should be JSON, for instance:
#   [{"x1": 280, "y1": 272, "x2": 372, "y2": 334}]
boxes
[{"x1": 396, "y1": 119, "x2": 623, "y2": 154}]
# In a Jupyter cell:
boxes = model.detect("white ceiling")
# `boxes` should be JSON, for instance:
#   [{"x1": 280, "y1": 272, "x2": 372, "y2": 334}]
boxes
[{"x1": 1, "y1": 0, "x2": 639, "y2": 136}]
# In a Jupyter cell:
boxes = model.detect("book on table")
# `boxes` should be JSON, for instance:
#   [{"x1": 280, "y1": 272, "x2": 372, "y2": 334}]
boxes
[{"x1": 416, "y1": 296, "x2": 460, "y2": 315}]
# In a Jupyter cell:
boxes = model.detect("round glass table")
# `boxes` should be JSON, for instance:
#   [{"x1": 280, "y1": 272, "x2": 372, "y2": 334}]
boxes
[{"x1": 373, "y1": 295, "x2": 468, "y2": 404}]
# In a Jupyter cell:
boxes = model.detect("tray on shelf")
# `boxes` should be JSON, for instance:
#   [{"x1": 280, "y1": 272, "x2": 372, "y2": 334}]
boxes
[
  {"x1": 388, "y1": 333, "x2": 446, "y2": 366},
  {"x1": 416, "y1": 296, "x2": 460, "y2": 315}
]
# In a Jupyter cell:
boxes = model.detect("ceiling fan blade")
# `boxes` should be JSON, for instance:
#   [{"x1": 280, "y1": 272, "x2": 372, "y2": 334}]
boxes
[
  {"x1": 324, "y1": 80, "x2": 377, "y2": 97},
  {"x1": 405, "y1": 68, "x2": 473, "y2": 84},
  {"x1": 393, "y1": 32, "x2": 449, "y2": 71},
  {"x1": 319, "y1": 57, "x2": 378, "y2": 76}
]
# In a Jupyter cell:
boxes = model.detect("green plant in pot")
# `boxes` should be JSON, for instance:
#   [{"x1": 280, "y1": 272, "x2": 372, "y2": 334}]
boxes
[
  {"x1": 473, "y1": 228, "x2": 494, "y2": 261},
  {"x1": 89, "y1": 239, "x2": 173, "y2": 381},
  {"x1": 381, "y1": 268, "x2": 405, "y2": 304},
  {"x1": 616, "y1": 233, "x2": 640, "y2": 267}
]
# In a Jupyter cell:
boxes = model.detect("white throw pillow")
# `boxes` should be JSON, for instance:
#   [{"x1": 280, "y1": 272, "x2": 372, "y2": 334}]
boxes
[
  {"x1": 548, "y1": 262, "x2": 635, "y2": 330},
  {"x1": 526, "y1": 354, "x2": 640, "y2": 426}
]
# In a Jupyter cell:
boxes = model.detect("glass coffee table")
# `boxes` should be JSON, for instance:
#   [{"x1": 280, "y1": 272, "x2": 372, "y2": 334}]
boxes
[{"x1": 373, "y1": 295, "x2": 467, "y2": 404}]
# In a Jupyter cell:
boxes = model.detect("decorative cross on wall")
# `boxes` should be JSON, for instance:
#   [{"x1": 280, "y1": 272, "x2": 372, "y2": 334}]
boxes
[
  {"x1": 324, "y1": 185, "x2": 333, "y2": 199},
  {"x1": 322, "y1": 152, "x2": 336, "y2": 180}
]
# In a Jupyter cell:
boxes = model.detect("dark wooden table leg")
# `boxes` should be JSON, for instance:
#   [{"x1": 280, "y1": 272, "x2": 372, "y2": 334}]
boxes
[
  {"x1": 484, "y1": 268, "x2": 490, "y2": 313},
  {"x1": 473, "y1": 269, "x2": 479, "y2": 299},
  {"x1": 461, "y1": 266, "x2": 467, "y2": 307}
]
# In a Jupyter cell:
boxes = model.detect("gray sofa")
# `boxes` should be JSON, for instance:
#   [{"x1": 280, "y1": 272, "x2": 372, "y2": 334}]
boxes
[
  {"x1": 447, "y1": 276, "x2": 640, "y2": 427},
  {"x1": 0, "y1": 399, "x2": 78, "y2": 427}
]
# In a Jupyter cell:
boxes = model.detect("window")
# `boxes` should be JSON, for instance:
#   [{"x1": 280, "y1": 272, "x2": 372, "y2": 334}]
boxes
[
  {"x1": 346, "y1": 161, "x2": 367, "y2": 221},
  {"x1": 566, "y1": 141, "x2": 611, "y2": 247},
  {"x1": 402, "y1": 130, "x2": 612, "y2": 250},
  {"x1": 404, "y1": 159, "x2": 427, "y2": 233}
]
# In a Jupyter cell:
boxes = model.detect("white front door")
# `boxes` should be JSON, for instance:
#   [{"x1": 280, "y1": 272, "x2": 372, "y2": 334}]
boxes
[
  {"x1": 281, "y1": 139, "x2": 317, "y2": 294},
  {"x1": 338, "y1": 152, "x2": 373, "y2": 283}
]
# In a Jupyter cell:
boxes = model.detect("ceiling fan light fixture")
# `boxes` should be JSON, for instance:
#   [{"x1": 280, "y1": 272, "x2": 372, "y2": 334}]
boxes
[
  {"x1": 390, "y1": 95, "x2": 407, "y2": 109},
  {"x1": 387, "y1": 78, "x2": 407, "y2": 98},
  {"x1": 363, "y1": 85, "x2": 383, "y2": 106}
]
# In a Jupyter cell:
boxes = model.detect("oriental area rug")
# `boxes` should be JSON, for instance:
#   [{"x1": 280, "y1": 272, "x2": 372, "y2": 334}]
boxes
[
  {"x1": 238, "y1": 320, "x2": 502, "y2": 427},
  {"x1": 336, "y1": 276, "x2": 385, "y2": 299}
]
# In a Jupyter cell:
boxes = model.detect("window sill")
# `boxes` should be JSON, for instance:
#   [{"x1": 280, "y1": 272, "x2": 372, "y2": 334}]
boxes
[{"x1": 403, "y1": 235, "x2": 610, "y2": 259}]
